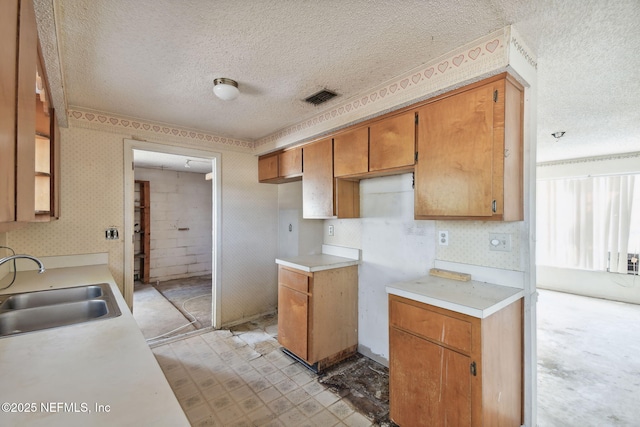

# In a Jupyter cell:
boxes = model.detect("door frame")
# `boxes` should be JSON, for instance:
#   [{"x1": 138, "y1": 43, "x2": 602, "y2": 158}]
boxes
[{"x1": 123, "y1": 139, "x2": 223, "y2": 328}]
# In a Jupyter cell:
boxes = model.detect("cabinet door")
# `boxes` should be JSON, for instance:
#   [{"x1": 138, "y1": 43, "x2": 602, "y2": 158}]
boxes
[
  {"x1": 302, "y1": 138, "x2": 334, "y2": 218},
  {"x1": 258, "y1": 154, "x2": 279, "y2": 182},
  {"x1": 415, "y1": 83, "x2": 495, "y2": 217},
  {"x1": 369, "y1": 111, "x2": 415, "y2": 172},
  {"x1": 390, "y1": 328, "x2": 471, "y2": 427},
  {"x1": 279, "y1": 147, "x2": 302, "y2": 178},
  {"x1": 0, "y1": 0, "x2": 19, "y2": 222},
  {"x1": 15, "y1": 0, "x2": 37, "y2": 222},
  {"x1": 334, "y1": 126, "x2": 368, "y2": 177},
  {"x1": 277, "y1": 284, "x2": 308, "y2": 360}
]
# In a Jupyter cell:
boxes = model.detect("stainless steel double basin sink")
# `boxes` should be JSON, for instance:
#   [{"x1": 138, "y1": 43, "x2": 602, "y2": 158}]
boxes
[{"x1": 0, "y1": 283, "x2": 122, "y2": 337}]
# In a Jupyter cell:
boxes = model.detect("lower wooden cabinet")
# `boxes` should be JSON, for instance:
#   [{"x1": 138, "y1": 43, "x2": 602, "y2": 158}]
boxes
[
  {"x1": 389, "y1": 295, "x2": 523, "y2": 427},
  {"x1": 277, "y1": 264, "x2": 358, "y2": 371}
]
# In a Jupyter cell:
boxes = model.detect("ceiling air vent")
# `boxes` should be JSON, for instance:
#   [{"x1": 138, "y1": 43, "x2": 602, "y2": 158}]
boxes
[{"x1": 304, "y1": 89, "x2": 338, "y2": 105}]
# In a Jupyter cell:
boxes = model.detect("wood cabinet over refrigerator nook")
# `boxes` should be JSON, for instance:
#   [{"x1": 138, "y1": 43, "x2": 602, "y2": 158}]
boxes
[{"x1": 257, "y1": 72, "x2": 523, "y2": 222}]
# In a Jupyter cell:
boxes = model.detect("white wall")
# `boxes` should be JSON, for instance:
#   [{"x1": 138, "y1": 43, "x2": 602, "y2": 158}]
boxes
[
  {"x1": 134, "y1": 167, "x2": 212, "y2": 282},
  {"x1": 357, "y1": 174, "x2": 437, "y2": 365},
  {"x1": 538, "y1": 266, "x2": 640, "y2": 304},
  {"x1": 323, "y1": 173, "x2": 527, "y2": 366},
  {"x1": 277, "y1": 181, "x2": 323, "y2": 258},
  {"x1": 219, "y1": 151, "x2": 279, "y2": 326},
  {"x1": 5, "y1": 125, "x2": 279, "y2": 327}
]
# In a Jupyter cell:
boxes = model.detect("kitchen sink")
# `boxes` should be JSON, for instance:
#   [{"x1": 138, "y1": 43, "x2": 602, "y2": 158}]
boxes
[
  {"x1": 0, "y1": 284, "x2": 122, "y2": 337},
  {"x1": 0, "y1": 285, "x2": 104, "y2": 310}
]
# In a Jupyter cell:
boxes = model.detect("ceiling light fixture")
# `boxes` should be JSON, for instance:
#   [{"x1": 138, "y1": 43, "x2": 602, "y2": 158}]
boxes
[
  {"x1": 213, "y1": 78, "x2": 239, "y2": 101},
  {"x1": 551, "y1": 131, "x2": 566, "y2": 139}
]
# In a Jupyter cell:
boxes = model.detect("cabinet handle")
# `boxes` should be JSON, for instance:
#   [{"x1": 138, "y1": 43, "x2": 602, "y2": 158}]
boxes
[
  {"x1": 470, "y1": 361, "x2": 477, "y2": 376},
  {"x1": 492, "y1": 200, "x2": 497, "y2": 213}
]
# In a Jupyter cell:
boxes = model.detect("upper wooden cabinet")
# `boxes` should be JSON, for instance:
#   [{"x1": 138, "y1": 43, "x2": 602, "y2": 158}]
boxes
[
  {"x1": 1, "y1": 0, "x2": 37, "y2": 230},
  {"x1": 369, "y1": 111, "x2": 416, "y2": 172},
  {"x1": 258, "y1": 153, "x2": 279, "y2": 182},
  {"x1": 333, "y1": 112, "x2": 416, "y2": 179},
  {"x1": 278, "y1": 147, "x2": 303, "y2": 178},
  {"x1": 34, "y1": 95, "x2": 60, "y2": 222},
  {"x1": 1, "y1": 0, "x2": 61, "y2": 231},
  {"x1": 258, "y1": 147, "x2": 302, "y2": 183},
  {"x1": 414, "y1": 74, "x2": 523, "y2": 221},
  {"x1": 302, "y1": 138, "x2": 359, "y2": 219},
  {"x1": 333, "y1": 126, "x2": 368, "y2": 177},
  {"x1": 258, "y1": 73, "x2": 523, "y2": 222},
  {"x1": 302, "y1": 138, "x2": 334, "y2": 218}
]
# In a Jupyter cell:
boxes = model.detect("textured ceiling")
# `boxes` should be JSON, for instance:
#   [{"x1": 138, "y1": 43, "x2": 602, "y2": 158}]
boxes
[
  {"x1": 133, "y1": 150, "x2": 212, "y2": 174},
  {"x1": 39, "y1": 0, "x2": 640, "y2": 162}
]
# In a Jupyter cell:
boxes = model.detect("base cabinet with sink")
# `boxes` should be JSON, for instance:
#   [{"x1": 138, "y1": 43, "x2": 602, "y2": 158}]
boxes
[
  {"x1": 277, "y1": 264, "x2": 358, "y2": 371},
  {"x1": 0, "y1": 263, "x2": 189, "y2": 426},
  {"x1": 389, "y1": 294, "x2": 523, "y2": 427}
]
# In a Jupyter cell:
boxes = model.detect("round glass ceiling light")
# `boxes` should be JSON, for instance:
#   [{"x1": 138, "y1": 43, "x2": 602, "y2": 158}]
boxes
[{"x1": 213, "y1": 78, "x2": 239, "y2": 101}]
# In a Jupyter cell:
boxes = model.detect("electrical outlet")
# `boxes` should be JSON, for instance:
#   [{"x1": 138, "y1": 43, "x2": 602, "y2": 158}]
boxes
[
  {"x1": 438, "y1": 230, "x2": 449, "y2": 246},
  {"x1": 489, "y1": 233, "x2": 511, "y2": 251},
  {"x1": 105, "y1": 227, "x2": 119, "y2": 240},
  {"x1": 328, "y1": 225, "x2": 334, "y2": 236}
]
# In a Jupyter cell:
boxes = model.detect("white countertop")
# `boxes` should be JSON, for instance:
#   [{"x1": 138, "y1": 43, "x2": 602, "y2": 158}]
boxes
[
  {"x1": 276, "y1": 244, "x2": 360, "y2": 272},
  {"x1": 386, "y1": 274, "x2": 524, "y2": 318},
  {"x1": 0, "y1": 265, "x2": 189, "y2": 426},
  {"x1": 276, "y1": 254, "x2": 359, "y2": 272}
]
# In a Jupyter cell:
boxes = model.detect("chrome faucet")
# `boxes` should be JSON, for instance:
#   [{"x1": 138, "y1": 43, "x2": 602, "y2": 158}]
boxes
[{"x1": 0, "y1": 254, "x2": 46, "y2": 274}]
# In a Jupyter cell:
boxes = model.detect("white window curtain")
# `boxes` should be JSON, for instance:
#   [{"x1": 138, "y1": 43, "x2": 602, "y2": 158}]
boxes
[{"x1": 537, "y1": 174, "x2": 639, "y2": 273}]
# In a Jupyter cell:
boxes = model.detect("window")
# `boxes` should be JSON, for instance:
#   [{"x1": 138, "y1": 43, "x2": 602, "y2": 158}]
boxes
[{"x1": 537, "y1": 174, "x2": 639, "y2": 274}]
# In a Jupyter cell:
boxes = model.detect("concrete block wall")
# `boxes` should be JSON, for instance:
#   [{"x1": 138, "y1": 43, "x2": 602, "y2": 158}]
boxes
[{"x1": 134, "y1": 167, "x2": 212, "y2": 282}]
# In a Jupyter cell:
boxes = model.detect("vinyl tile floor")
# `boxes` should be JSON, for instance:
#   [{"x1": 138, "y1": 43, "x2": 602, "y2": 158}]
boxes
[
  {"x1": 151, "y1": 316, "x2": 378, "y2": 427},
  {"x1": 151, "y1": 289, "x2": 640, "y2": 427}
]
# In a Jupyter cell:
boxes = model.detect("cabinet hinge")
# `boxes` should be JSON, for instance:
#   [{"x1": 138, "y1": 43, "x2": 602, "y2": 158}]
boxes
[
  {"x1": 415, "y1": 151, "x2": 418, "y2": 162},
  {"x1": 412, "y1": 172, "x2": 415, "y2": 189},
  {"x1": 492, "y1": 200, "x2": 497, "y2": 213},
  {"x1": 470, "y1": 361, "x2": 477, "y2": 376},
  {"x1": 493, "y1": 90, "x2": 498, "y2": 102}
]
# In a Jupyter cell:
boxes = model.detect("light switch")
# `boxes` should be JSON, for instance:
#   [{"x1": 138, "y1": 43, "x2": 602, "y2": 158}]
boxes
[{"x1": 489, "y1": 233, "x2": 511, "y2": 251}]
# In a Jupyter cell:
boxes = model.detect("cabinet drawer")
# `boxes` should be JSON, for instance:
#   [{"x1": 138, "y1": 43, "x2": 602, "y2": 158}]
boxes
[
  {"x1": 279, "y1": 267, "x2": 309, "y2": 293},
  {"x1": 390, "y1": 299, "x2": 471, "y2": 353}
]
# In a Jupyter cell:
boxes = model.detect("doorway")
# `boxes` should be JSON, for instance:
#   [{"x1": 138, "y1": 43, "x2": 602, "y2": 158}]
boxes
[{"x1": 123, "y1": 139, "x2": 222, "y2": 340}]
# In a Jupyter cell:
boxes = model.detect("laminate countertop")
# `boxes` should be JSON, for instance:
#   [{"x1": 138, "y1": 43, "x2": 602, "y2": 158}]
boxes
[
  {"x1": 276, "y1": 254, "x2": 359, "y2": 273},
  {"x1": 386, "y1": 274, "x2": 524, "y2": 318},
  {"x1": 0, "y1": 265, "x2": 189, "y2": 427}
]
